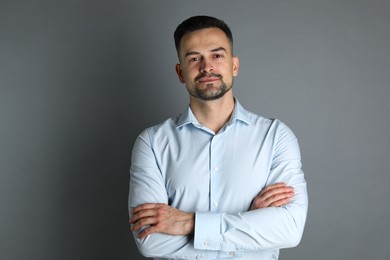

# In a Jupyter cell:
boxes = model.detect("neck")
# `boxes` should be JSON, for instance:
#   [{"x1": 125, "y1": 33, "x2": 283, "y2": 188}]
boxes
[{"x1": 189, "y1": 91, "x2": 235, "y2": 133}]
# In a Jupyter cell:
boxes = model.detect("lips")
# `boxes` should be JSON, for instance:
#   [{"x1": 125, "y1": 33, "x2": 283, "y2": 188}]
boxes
[
  {"x1": 195, "y1": 73, "x2": 222, "y2": 83},
  {"x1": 198, "y1": 77, "x2": 220, "y2": 83}
]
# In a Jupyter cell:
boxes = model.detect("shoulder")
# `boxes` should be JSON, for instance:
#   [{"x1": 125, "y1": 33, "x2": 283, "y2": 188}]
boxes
[
  {"x1": 137, "y1": 114, "x2": 181, "y2": 143},
  {"x1": 242, "y1": 108, "x2": 297, "y2": 139}
]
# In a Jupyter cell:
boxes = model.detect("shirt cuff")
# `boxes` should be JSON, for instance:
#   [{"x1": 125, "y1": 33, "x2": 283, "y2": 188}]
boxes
[{"x1": 194, "y1": 211, "x2": 222, "y2": 250}]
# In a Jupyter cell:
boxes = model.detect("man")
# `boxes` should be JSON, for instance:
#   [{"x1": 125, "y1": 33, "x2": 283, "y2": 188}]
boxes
[{"x1": 129, "y1": 15, "x2": 308, "y2": 259}]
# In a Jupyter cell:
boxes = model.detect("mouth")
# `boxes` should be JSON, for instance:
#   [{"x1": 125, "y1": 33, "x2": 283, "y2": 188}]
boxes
[
  {"x1": 195, "y1": 73, "x2": 222, "y2": 83},
  {"x1": 198, "y1": 77, "x2": 220, "y2": 83}
]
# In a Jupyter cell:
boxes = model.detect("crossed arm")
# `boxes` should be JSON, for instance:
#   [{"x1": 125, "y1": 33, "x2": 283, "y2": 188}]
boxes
[
  {"x1": 129, "y1": 124, "x2": 308, "y2": 258},
  {"x1": 130, "y1": 182, "x2": 295, "y2": 239}
]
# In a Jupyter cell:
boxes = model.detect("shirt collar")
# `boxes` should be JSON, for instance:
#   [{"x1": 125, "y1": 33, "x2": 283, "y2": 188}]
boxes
[{"x1": 176, "y1": 98, "x2": 251, "y2": 129}]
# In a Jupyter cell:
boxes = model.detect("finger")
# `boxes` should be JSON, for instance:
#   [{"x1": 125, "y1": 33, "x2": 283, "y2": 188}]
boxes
[
  {"x1": 131, "y1": 216, "x2": 158, "y2": 231},
  {"x1": 270, "y1": 197, "x2": 292, "y2": 207},
  {"x1": 259, "y1": 186, "x2": 294, "y2": 202},
  {"x1": 135, "y1": 217, "x2": 171, "y2": 238},
  {"x1": 138, "y1": 225, "x2": 160, "y2": 239},
  {"x1": 264, "y1": 191, "x2": 294, "y2": 206},
  {"x1": 258, "y1": 182, "x2": 287, "y2": 196},
  {"x1": 130, "y1": 208, "x2": 159, "y2": 224},
  {"x1": 252, "y1": 190, "x2": 294, "y2": 209},
  {"x1": 132, "y1": 203, "x2": 162, "y2": 214},
  {"x1": 137, "y1": 229, "x2": 149, "y2": 239}
]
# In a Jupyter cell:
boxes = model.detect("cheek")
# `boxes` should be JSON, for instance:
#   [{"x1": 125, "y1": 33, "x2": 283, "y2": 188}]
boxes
[
  {"x1": 187, "y1": 68, "x2": 200, "y2": 79},
  {"x1": 180, "y1": 72, "x2": 195, "y2": 84},
  {"x1": 178, "y1": 67, "x2": 192, "y2": 81},
  {"x1": 223, "y1": 65, "x2": 235, "y2": 78}
]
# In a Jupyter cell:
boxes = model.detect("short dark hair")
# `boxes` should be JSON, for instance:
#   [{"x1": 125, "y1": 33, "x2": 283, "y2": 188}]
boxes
[{"x1": 174, "y1": 15, "x2": 233, "y2": 55}]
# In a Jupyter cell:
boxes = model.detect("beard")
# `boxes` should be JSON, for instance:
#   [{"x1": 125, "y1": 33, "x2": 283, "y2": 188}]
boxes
[{"x1": 188, "y1": 73, "x2": 233, "y2": 101}]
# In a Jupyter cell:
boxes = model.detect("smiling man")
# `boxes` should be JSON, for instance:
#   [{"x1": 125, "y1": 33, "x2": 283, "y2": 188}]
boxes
[
  {"x1": 176, "y1": 28, "x2": 238, "y2": 103},
  {"x1": 128, "y1": 15, "x2": 308, "y2": 260}
]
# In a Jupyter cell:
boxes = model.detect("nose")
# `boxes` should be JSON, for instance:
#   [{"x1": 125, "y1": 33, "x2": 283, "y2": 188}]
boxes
[{"x1": 200, "y1": 58, "x2": 213, "y2": 73}]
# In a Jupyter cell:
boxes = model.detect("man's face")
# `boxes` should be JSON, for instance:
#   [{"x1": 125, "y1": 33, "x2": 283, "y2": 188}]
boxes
[{"x1": 175, "y1": 28, "x2": 239, "y2": 101}]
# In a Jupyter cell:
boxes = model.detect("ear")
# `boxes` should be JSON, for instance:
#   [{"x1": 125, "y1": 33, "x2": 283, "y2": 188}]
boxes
[
  {"x1": 175, "y1": 63, "x2": 185, "y2": 83},
  {"x1": 232, "y1": 56, "x2": 240, "y2": 77}
]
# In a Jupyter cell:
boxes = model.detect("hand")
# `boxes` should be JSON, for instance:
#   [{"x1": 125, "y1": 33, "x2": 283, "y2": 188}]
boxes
[
  {"x1": 130, "y1": 203, "x2": 195, "y2": 239},
  {"x1": 250, "y1": 182, "x2": 294, "y2": 210}
]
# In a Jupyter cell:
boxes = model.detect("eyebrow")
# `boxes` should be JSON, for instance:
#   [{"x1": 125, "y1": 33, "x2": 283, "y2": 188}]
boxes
[
  {"x1": 184, "y1": 47, "x2": 227, "y2": 58},
  {"x1": 211, "y1": 47, "x2": 227, "y2": 53},
  {"x1": 184, "y1": 51, "x2": 200, "y2": 58}
]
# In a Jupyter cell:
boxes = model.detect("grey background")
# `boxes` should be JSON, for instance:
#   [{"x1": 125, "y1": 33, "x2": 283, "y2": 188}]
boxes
[{"x1": 1, "y1": 0, "x2": 389, "y2": 259}]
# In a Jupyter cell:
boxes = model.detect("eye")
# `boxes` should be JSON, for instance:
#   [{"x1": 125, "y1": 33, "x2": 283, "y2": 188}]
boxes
[
  {"x1": 188, "y1": 56, "x2": 200, "y2": 63},
  {"x1": 213, "y1": 53, "x2": 224, "y2": 59}
]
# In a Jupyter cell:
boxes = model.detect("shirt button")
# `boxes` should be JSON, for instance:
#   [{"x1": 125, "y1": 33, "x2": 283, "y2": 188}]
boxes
[
  {"x1": 214, "y1": 167, "x2": 218, "y2": 172},
  {"x1": 213, "y1": 201, "x2": 219, "y2": 207}
]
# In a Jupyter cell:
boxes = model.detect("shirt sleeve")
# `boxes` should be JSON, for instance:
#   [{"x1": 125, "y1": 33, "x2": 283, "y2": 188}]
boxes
[
  {"x1": 128, "y1": 129, "x2": 236, "y2": 259},
  {"x1": 194, "y1": 121, "x2": 308, "y2": 251}
]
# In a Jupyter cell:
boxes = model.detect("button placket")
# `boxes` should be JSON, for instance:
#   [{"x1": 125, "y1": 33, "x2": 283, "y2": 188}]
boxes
[{"x1": 209, "y1": 135, "x2": 221, "y2": 212}]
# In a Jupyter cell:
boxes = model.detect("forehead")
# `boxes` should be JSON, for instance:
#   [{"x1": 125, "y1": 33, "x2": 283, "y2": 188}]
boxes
[{"x1": 179, "y1": 27, "x2": 231, "y2": 54}]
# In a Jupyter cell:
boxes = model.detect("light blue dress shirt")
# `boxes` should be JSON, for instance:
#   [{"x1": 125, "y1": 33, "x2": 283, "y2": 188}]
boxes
[{"x1": 129, "y1": 99, "x2": 308, "y2": 260}]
